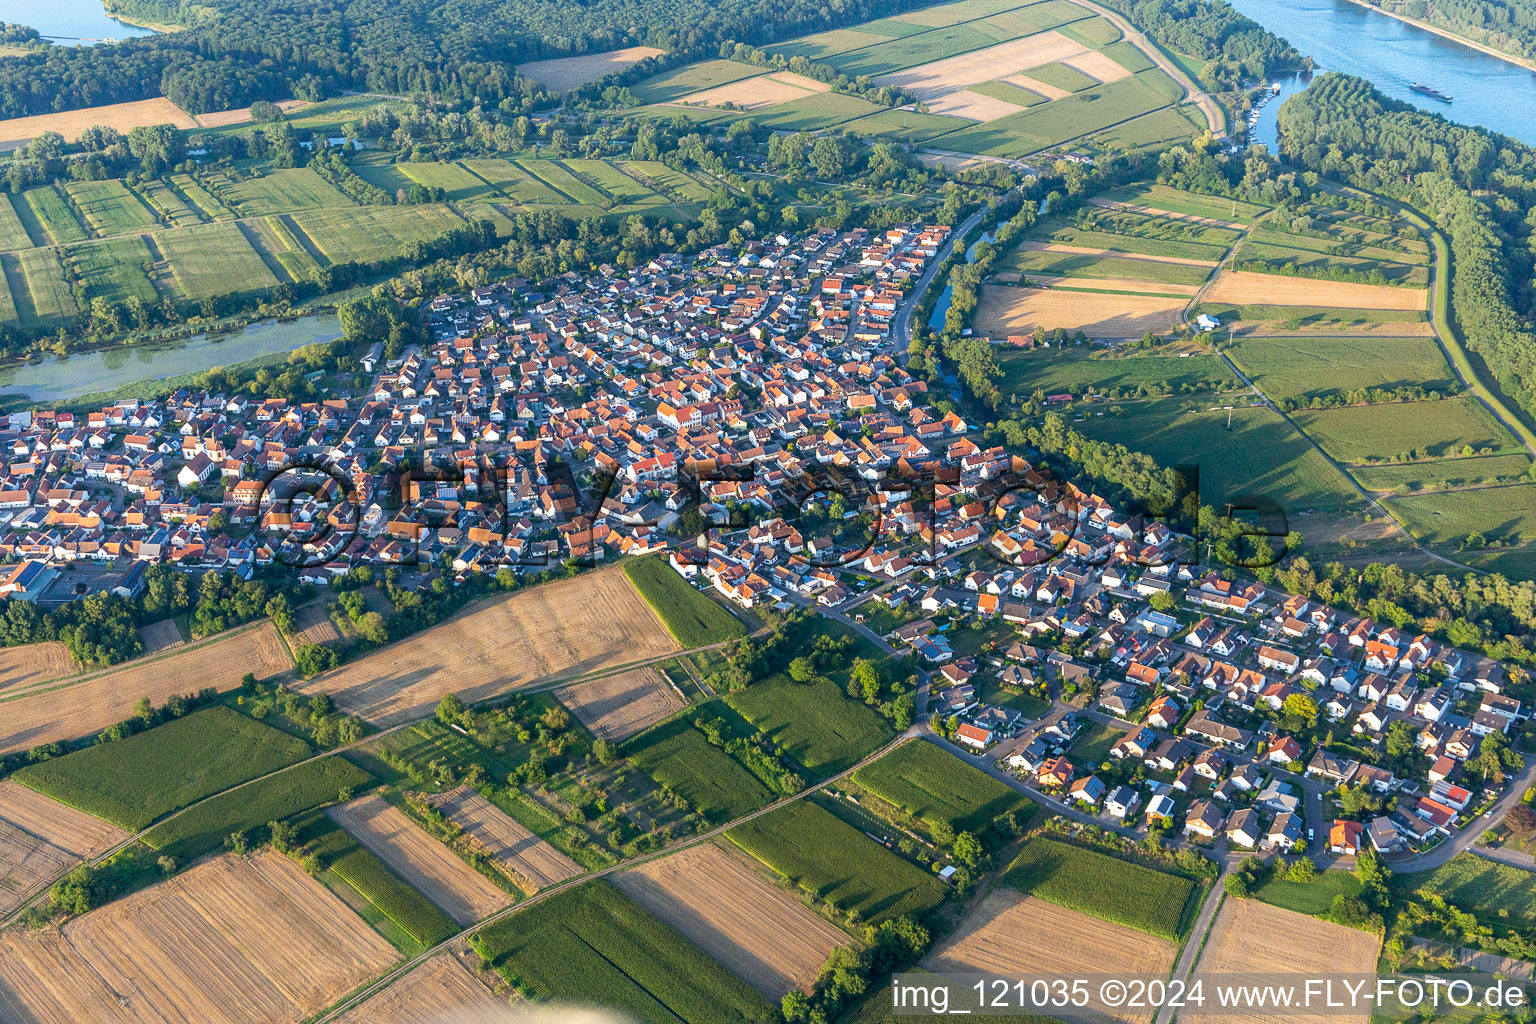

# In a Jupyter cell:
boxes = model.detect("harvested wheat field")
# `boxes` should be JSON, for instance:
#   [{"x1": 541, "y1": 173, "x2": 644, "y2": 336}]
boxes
[
  {"x1": 613, "y1": 843, "x2": 850, "y2": 999},
  {"x1": 517, "y1": 46, "x2": 666, "y2": 92},
  {"x1": 1004, "y1": 73, "x2": 1071, "y2": 100},
  {"x1": 137, "y1": 618, "x2": 185, "y2": 655},
  {"x1": 678, "y1": 71, "x2": 828, "y2": 110},
  {"x1": 331, "y1": 795, "x2": 511, "y2": 925},
  {"x1": 292, "y1": 568, "x2": 676, "y2": 726},
  {"x1": 1017, "y1": 239, "x2": 1218, "y2": 267},
  {"x1": 926, "y1": 89, "x2": 1029, "y2": 122},
  {"x1": 0, "y1": 97, "x2": 197, "y2": 150},
  {"x1": 428, "y1": 787, "x2": 580, "y2": 893},
  {"x1": 193, "y1": 98, "x2": 309, "y2": 128},
  {"x1": 875, "y1": 31, "x2": 1086, "y2": 99},
  {"x1": 1186, "y1": 898, "x2": 1381, "y2": 1024},
  {"x1": 336, "y1": 953, "x2": 508, "y2": 1024},
  {"x1": 0, "y1": 642, "x2": 72, "y2": 692},
  {"x1": 1203, "y1": 270, "x2": 1427, "y2": 311},
  {"x1": 926, "y1": 892, "x2": 1176, "y2": 1024},
  {"x1": 1061, "y1": 49, "x2": 1131, "y2": 82},
  {"x1": 0, "y1": 820, "x2": 75, "y2": 918},
  {"x1": 975, "y1": 283, "x2": 1185, "y2": 339},
  {"x1": 0, "y1": 780, "x2": 125, "y2": 860},
  {"x1": 0, "y1": 620, "x2": 292, "y2": 755},
  {"x1": 554, "y1": 666, "x2": 685, "y2": 742},
  {"x1": 291, "y1": 601, "x2": 341, "y2": 646},
  {"x1": 0, "y1": 850, "x2": 397, "y2": 1024}
]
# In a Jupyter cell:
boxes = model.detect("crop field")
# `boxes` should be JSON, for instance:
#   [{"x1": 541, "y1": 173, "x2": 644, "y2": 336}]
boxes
[
  {"x1": 1101, "y1": 184, "x2": 1268, "y2": 224},
  {"x1": 62, "y1": 180, "x2": 157, "y2": 236},
  {"x1": 554, "y1": 666, "x2": 685, "y2": 742},
  {"x1": 1064, "y1": 49, "x2": 1133, "y2": 82},
  {"x1": 0, "y1": 850, "x2": 398, "y2": 1024},
  {"x1": 473, "y1": 880, "x2": 775, "y2": 1024},
  {"x1": 633, "y1": 59, "x2": 764, "y2": 104},
  {"x1": 294, "y1": 568, "x2": 675, "y2": 726},
  {"x1": 724, "y1": 675, "x2": 893, "y2": 776},
  {"x1": 843, "y1": 107, "x2": 975, "y2": 141},
  {"x1": 614, "y1": 843, "x2": 850, "y2": 998},
  {"x1": 25, "y1": 188, "x2": 89, "y2": 244},
  {"x1": 824, "y1": 25, "x2": 1015, "y2": 79},
  {"x1": 336, "y1": 954, "x2": 507, "y2": 1024},
  {"x1": 927, "y1": 891, "x2": 1175, "y2": 1022},
  {"x1": 290, "y1": 599, "x2": 341, "y2": 646},
  {"x1": 974, "y1": 282, "x2": 1185, "y2": 339},
  {"x1": 516, "y1": 45, "x2": 666, "y2": 92},
  {"x1": 751, "y1": 93, "x2": 885, "y2": 131},
  {"x1": 622, "y1": 555, "x2": 744, "y2": 647},
  {"x1": 1227, "y1": 334, "x2": 1457, "y2": 404},
  {"x1": 1002, "y1": 838, "x2": 1195, "y2": 940},
  {"x1": 1292, "y1": 394, "x2": 1518, "y2": 463},
  {"x1": 1353, "y1": 453, "x2": 1533, "y2": 492},
  {"x1": 157, "y1": 220, "x2": 281, "y2": 299},
  {"x1": 1077, "y1": 402, "x2": 1359, "y2": 509},
  {"x1": 12, "y1": 706, "x2": 312, "y2": 831},
  {"x1": 623, "y1": 160, "x2": 715, "y2": 202},
  {"x1": 458, "y1": 158, "x2": 569, "y2": 205},
  {"x1": 1235, "y1": 238, "x2": 1428, "y2": 286},
  {"x1": 1204, "y1": 269, "x2": 1425, "y2": 311},
  {"x1": 516, "y1": 158, "x2": 610, "y2": 206},
  {"x1": 171, "y1": 174, "x2": 235, "y2": 220},
  {"x1": 1020, "y1": 60, "x2": 1099, "y2": 92},
  {"x1": 897, "y1": 0, "x2": 1042, "y2": 26},
  {"x1": 428, "y1": 786, "x2": 581, "y2": 892},
  {"x1": 0, "y1": 818, "x2": 75, "y2": 918},
  {"x1": 1397, "y1": 853, "x2": 1536, "y2": 926},
  {"x1": 0, "y1": 640, "x2": 71, "y2": 691},
  {"x1": 1003, "y1": 248, "x2": 1212, "y2": 286},
  {"x1": 624, "y1": 718, "x2": 773, "y2": 823},
  {"x1": 678, "y1": 70, "x2": 828, "y2": 110},
  {"x1": 726, "y1": 801, "x2": 946, "y2": 925},
  {"x1": 852, "y1": 739, "x2": 1031, "y2": 834},
  {"x1": 191, "y1": 98, "x2": 310, "y2": 129},
  {"x1": 564, "y1": 157, "x2": 662, "y2": 205},
  {"x1": 998, "y1": 348, "x2": 1237, "y2": 395},
  {"x1": 243, "y1": 215, "x2": 321, "y2": 281},
  {"x1": 287, "y1": 204, "x2": 463, "y2": 265},
  {"x1": 0, "y1": 97, "x2": 197, "y2": 150},
  {"x1": 0, "y1": 194, "x2": 34, "y2": 250},
  {"x1": 870, "y1": 29, "x2": 1086, "y2": 99},
  {"x1": 1186, "y1": 899, "x2": 1380, "y2": 1024},
  {"x1": 330, "y1": 794, "x2": 511, "y2": 925},
  {"x1": 66, "y1": 234, "x2": 160, "y2": 306},
  {"x1": 137, "y1": 618, "x2": 185, "y2": 655},
  {"x1": 396, "y1": 160, "x2": 500, "y2": 202},
  {"x1": 218, "y1": 168, "x2": 352, "y2": 216},
  {"x1": 0, "y1": 620, "x2": 291, "y2": 755},
  {"x1": 935, "y1": 71, "x2": 1176, "y2": 156},
  {"x1": 0, "y1": 780, "x2": 125, "y2": 860},
  {"x1": 1086, "y1": 104, "x2": 1207, "y2": 152},
  {"x1": 142, "y1": 754, "x2": 372, "y2": 860}
]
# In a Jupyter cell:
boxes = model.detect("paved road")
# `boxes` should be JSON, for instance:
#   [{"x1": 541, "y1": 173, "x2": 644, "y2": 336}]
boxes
[
  {"x1": 1154, "y1": 875, "x2": 1227, "y2": 1024},
  {"x1": 892, "y1": 205, "x2": 989, "y2": 355},
  {"x1": 1389, "y1": 756, "x2": 1536, "y2": 873}
]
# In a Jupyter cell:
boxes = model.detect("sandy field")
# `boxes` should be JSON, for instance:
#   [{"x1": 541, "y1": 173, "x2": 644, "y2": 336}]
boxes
[
  {"x1": 1023, "y1": 274, "x2": 1202, "y2": 296},
  {"x1": 678, "y1": 71, "x2": 828, "y2": 110},
  {"x1": 875, "y1": 31, "x2": 1087, "y2": 99},
  {"x1": 0, "y1": 621, "x2": 292, "y2": 756},
  {"x1": 0, "y1": 780, "x2": 125, "y2": 860},
  {"x1": 331, "y1": 795, "x2": 511, "y2": 926},
  {"x1": 292, "y1": 568, "x2": 677, "y2": 726},
  {"x1": 1203, "y1": 270, "x2": 1427, "y2": 311},
  {"x1": 0, "y1": 98, "x2": 197, "y2": 150},
  {"x1": 1061, "y1": 49, "x2": 1132, "y2": 82},
  {"x1": 137, "y1": 619, "x2": 185, "y2": 655},
  {"x1": 925, "y1": 89, "x2": 1030, "y2": 122},
  {"x1": 1186, "y1": 898, "x2": 1382, "y2": 1024},
  {"x1": 926, "y1": 892, "x2": 1176, "y2": 1024},
  {"x1": 975, "y1": 283, "x2": 1185, "y2": 339},
  {"x1": 428, "y1": 787, "x2": 581, "y2": 893},
  {"x1": 1003, "y1": 73, "x2": 1071, "y2": 100},
  {"x1": 1016, "y1": 239, "x2": 1218, "y2": 267},
  {"x1": 554, "y1": 666, "x2": 685, "y2": 742},
  {"x1": 291, "y1": 601, "x2": 341, "y2": 646},
  {"x1": 0, "y1": 850, "x2": 398, "y2": 1024},
  {"x1": 517, "y1": 46, "x2": 666, "y2": 93},
  {"x1": 192, "y1": 98, "x2": 309, "y2": 128},
  {"x1": 336, "y1": 953, "x2": 510, "y2": 1024},
  {"x1": 613, "y1": 844, "x2": 850, "y2": 999},
  {"x1": 0, "y1": 642, "x2": 72, "y2": 692}
]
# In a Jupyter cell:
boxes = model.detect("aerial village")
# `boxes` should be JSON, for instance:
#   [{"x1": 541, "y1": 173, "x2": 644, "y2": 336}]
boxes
[{"x1": 0, "y1": 217, "x2": 1522, "y2": 870}]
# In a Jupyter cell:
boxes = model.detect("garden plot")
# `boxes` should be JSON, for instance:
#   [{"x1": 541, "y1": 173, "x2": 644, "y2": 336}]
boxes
[
  {"x1": 553, "y1": 666, "x2": 686, "y2": 742},
  {"x1": 428, "y1": 787, "x2": 581, "y2": 893},
  {"x1": 330, "y1": 794, "x2": 512, "y2": 925},
  {"x1": 614, "y1": 843, "x2": 850, "y2": 998}
]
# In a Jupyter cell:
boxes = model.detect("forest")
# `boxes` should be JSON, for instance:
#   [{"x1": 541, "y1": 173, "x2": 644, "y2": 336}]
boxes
[
  {"x1": 1086, "y1": 0, "x2": 1305, "y2": 89},
  {"x1": 1361, "y1": 0, "x2": 1536, "y2": 60},
  {"x1": 0, "y1": 0, "x2": 942, "y2": 119}
]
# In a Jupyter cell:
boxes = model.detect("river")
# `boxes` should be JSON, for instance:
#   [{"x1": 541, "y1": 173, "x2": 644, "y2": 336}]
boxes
[
  {"x1": 0, "y1": 313, "x2": 341, "y2": 403},
  {"x1": 1230, "y1": 0, "x2": 1536, "y2": 147},
  {"x1": 0, "y1": 0, "x2": 158, "y2": 44}
]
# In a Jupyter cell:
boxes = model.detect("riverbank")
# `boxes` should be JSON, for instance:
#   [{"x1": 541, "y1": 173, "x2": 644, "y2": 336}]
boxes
[{"x1": 1340, "y1": 0, "x2": 1536, "y2": 74}]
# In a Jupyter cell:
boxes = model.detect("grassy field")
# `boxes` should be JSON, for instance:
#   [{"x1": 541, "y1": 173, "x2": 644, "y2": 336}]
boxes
[
  {"x1": 1105, "y1": 184, "x2": 1268, "y2": 222},
  {"x1": 851, "y1": 739, "x2": 1031, "y2": 834},
  {"x1": 1353, "y1": 453, "x2": 1533, "y2": 492},
  {"x1": 935, "y1": 71, "x2": 1177, "y2": 157},
  {"x1": 843, "y1": 108, "x2": 976, "y2": 141},
  {"x1": 12, "y1": 707, "x2": 312, "y2": 830},
  {"x1": 997, "y1": 348, "x2": 1238, "y2": 397},
  {"x1": 1234, "y1": 238, "x2": 1429, "y2": 286},
  {"x1": 1002, "y1": 838, "x2": 1195, "y2": 940},
  {"x1": 1386, "y1": 483, "x2": 1536, "y2": 546},
  {"x1": 622, "y1": 555, "x2": 745, "y2": 647},
  {"x1": 632, "y1": 59, "x2": 763, "y2": 104},
  {"x1": 1255, "y1": 869, "x2": 1362, "y2": 917},
  {"x1": 63, "y1": 179, "x2": 158, "y2": 236},
  {"x1": 217, "y1": 169, "x2": 352, "y2": 216},
  {"x1": 623, "y1": 718, "x2": 773, "y2": 823},
  {"x1": 288, "y1": 204, "x2": 463, "y2": 265},
  {"x1": 5, "y1": 249, "x2": 77, "y2": 325},
  {"x1": 24, "y1": 187, "x2": 89, "y2": 244},
  {"x1": 471, "y1": 881, "x2": 775, "y2": 1024},
  {"x1": 622, "y1": 161, "x2": 715, "y2": 202},
  {"x1": 1024, "y1": 61, "x2": 1100, "y2": 93},
  {"x1": 1395, "y1": 853, "x2": 1536, "y2": 928},
  {"x1": 134, "y1": 179, "x2": 202, "y2": 228},
  {"x1": 1041, "y1": 226, "x2": 1226, "y2": 262},
  {"x1": 64, "y1": 235, "x2": 159, "y2": 305},
  {"x1": 171, "y1": 174, "x2": 236, "y2": 220},
  {"x1": 565, "y1": 158, "x2": 659, "y2": 205},
  {"x1": 753, "y1": 93, "x2": 884, "y2": 132},
  {"x1": 142, "y1": 755, "x2": 373, "y2": 860},
  {"x1": 1004, "y1": 247, "x2": 1213, "y2": 286},
  {"x1": 244, "y1": 215, "x2": 323, "y2": 282},
  {"x1": 726, "y1": 800, "x2": 947, "y2": 924},
  {"x1": 459, "y1": 158, "x2": 569, "y2": 205},
  {"x1": 1086, "y1": 104, "x2": 1206, "y2": 153},
  {"x1": 0, "y1": 194, "x2": 35, "y2": 250},
  {"x1": 156, "y1": 221, "x2": 280, "y2": 299},
  {"x1": 724, "y1": 674, "x2": 893, "y2": 776},
  {"x1": 1227, "y1": 334, "x2": 1457, "y2": 404},
  {"x1": 515, "y1": 159, "x2": 608, "y2": 206},
  {"x1": 1292, "y1": 394, "x2": 1519, "y2": 464}
]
